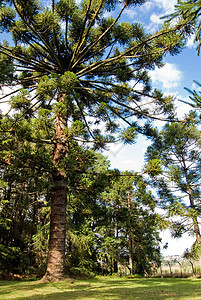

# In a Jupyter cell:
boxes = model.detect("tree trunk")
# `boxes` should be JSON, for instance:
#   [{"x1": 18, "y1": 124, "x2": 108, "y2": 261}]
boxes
[
  {"x1": 188, "y1": 189, "x2": 201, "y2": 241},
  {"x1": 178, "y1": 262, "x2": 182, "y2": 277},
  {"x1": 42, "y1": 94, "x2": 68, "y2": 282},
  {"x1": 190, "y1": 261, "x2": 195, "y2": 276},
  {"x1": 160, "y1": 265, "x2": 163, "y2": 278},
  {"x1": 183, "y1": 161, "x2": 201, "y2": 242},
  {"x1": 168, "y1": 262, "x2": 172, "y2": 275},
  {"x1": 127, "y1": 189, "x2": 134, "y2": 275},
  {"x1": 128, "y1": 236, "x2": 134, "y2": 275},
  {"x1": 114, "y1": 259, "x2": 118, "y2": 273}
]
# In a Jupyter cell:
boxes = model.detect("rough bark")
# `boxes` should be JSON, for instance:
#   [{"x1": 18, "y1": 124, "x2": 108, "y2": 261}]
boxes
[
  {"x1": 128, "y1": 235, "x2": 134, "y2": 275},
  {"x1": 42, "y1": 173, "x2": 67, "y2": 282},
  {"x1": 127, "y1": 189, "x2": 134, "y2": 275},
  {"x1": 183, "y1": 160, "x2": 201, "y2": 242},
  {"x1": 42, "y1": 94, "x2": 68, "y2": 282},
  {"x1": 189, "y1": 191, "x2": 201, "y2": 242}
]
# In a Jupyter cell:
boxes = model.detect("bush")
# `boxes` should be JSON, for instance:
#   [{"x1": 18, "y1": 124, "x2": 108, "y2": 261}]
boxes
[{"x1": 0, "y1": 244, "x2": 22, "y2": 273}]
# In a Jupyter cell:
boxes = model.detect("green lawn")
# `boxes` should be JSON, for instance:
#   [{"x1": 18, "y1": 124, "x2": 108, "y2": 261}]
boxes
[{"x1": 0, "y1": 276, "x2": 201, "y2": 299}]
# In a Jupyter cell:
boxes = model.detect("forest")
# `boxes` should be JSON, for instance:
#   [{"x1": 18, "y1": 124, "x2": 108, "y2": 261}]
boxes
[{"x1": 0, "y1": 0, "x2": 201, "y2": 283}]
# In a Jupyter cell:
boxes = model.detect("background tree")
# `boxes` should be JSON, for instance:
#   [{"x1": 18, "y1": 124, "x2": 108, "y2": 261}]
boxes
[
  {"x1": 183, "y1": 243, "x2": 200, "y2": 276},
  {"x1": 0, "y1": 116, "x2": 50, "y2": 273},
  {"x1": 64, "y1": 149, "x2": 111, "y2": 276},
  {"x1": 0, "y1": 110, "x2": 53, "y2": 274},
  {"x1": 163, "y1": 0, "x2": 201, "y2": 256},
  {"x1": 0, "y1": 0, "x2": 184, "y2": 281},
  {"x1": 99, "y1": 171, "x2": 161, "y2": 275},
  {"x1": 145, "y1": 113, "x2": 201, "y2": 244},
  {"x1": 0, "y1": 117, "x2": 162, "y2": 277}
]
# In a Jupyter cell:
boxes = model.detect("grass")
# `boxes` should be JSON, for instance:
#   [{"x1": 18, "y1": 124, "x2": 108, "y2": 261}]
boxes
[{"x1": 0, "y1": 276, "x2": 201, "y2": 299}]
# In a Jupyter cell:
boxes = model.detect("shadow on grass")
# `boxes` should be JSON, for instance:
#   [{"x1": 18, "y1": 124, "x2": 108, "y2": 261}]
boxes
[
  {"x1": 0, "y1": 281, "x2": 50, "y2": 299},
  {"x1": 1, "y1": 277, "x2": 201, "y2": 299}
]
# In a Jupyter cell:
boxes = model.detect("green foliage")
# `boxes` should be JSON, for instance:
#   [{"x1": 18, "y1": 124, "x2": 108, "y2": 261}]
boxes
[
  {"x1": 0, "y1": 0, "x2": 184, "y2": 149},
  {"x1": 98, "y1": 171, "x2": 161, "y2": 275},
  {"x1": 68, "y1": 120, "x2": 86, "y2": 136},
  {"x1": 0, "y1": 112, "x2": 53, "y2": 274},
  {"x1": 119, "y1": 127, "x2": 137, "y2": 144},
  {"x1": 0, "y1": 244, "x2": 22, "y2": 273},
  {"x1": 0, "y1": 112, "x2": 161, "y2": 276},
  {"x1": 53, "y1": 101, "x2": 67, "y2": 116},
  {"x1": 59, "y1": 71, "x2": 78, "y2": 92},
  {"x1": 114, "y1": 21, "x2": 132, "y2": 45},
  {"x1": 144, "y1": 159, "x2": 162, "y2": 177},
  {"x1": 183, "y1": 80, "x2": 201, "y2": 109},
  {"x1": 0, "y1": 0, "x2": 187, "y2": 279},
  {"x1": 32, "y1": 222, "x2": 50, "y2": 271},
  {"x1": 145, "y1": 113, "x2": 201, "y2": 240},
  {"x1": 34, "y1": 8, "x2": 60, "y2": 31},
  {"x1": 167, "y1": 165, "x2": 182, "y2": 184},
  {"x1": 0, "y1": 41, "x2": 15, "y2": 85},
  {"x1": 32, "y1": 108, "x2": 54, "y2": 142},
  {"x1": 168, "y1": 0, "x2": 201, "y2": 54},
  {"x1": 36, "y1": 76, "x2": 58, "y2": 101},
  {"x1": 56, "y1": 0, "x2": 76, "y2": 20},
  {"x1": 0, "y1": 179, "x2": 8, "y2": 189},
  {"x1": 183, "y1": 240, "x2": 201, "y2": 270},
  {"x1": 9, "y1": 90, "x2": 34, "y2": 118},
  {"x1": 66, "y1": 220, "x2": 98, "y2": 277},
  {"x1": 0, "y1": 4, "x2": 15, "y2": 32}
]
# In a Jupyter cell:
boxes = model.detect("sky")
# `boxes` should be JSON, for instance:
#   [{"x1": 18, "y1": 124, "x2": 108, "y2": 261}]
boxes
[
  {"x1": 101, "y1": 0, "x2": 201, "y2": 256},
  {"x1": 1, "y1": 0, "x2": 201, "y2": 257}
]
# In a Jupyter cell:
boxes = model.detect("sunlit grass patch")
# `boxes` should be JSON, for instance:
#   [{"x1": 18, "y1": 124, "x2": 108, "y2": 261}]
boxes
[{"x1": 0, "y1": 276, "x2": 201, "y2": 299}]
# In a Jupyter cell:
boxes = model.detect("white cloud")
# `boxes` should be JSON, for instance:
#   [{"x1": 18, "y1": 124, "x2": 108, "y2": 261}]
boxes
[
  {"x1": 145, "y1": 22, "x2": 160, "y2": 34},
  {"x1": 144, "y1": 0, "x2": 177, "y2": 32},
  {"x1": 124, "y1": 8, "x2": 137, "y2": 20},
  {"x1": 159, "y1": 91, "x2": 191, "y2": 119},
  {"x1": 149, "y1": 63, "x2": 183, "y2": 90},
  {"x1": 130, "y1": 80, "x2": 144, "y2": 90},
  {"x1": 103, "y1": 11, "x2": 112, "y2": 18},
  {"x1": 191, "y1": 82, "x2": 199, "y2": 90},
  {"x1": 75, "y1": 0, "x2": 82, "y2": 4},
  {"x1": 186, "y1": 35, "x2": 196, "y2": 49},
  {"x1": 160, "y1": 230, "x2": 194, "y2": 256},
  {"x1": 153, "y1": 0, "x2": 177, "y2": 15},
  {"x1": 146, "y1": 13, "x2": 163, "y2": 32},
  {"x1": 0, "y1": 86, "x2": 14, "y2": 114},
  {"x1": 105, "y1": 136, "x2": 151, "y2": 172},
  {"x1": 139, "y1": 2, "x2": 152, "y2": 12},
  {"x1": 175, "y1": 96, "x2": 191, "y2": 119},
  {"x1": 43, "y1": 0, "x2": 51, "y2": 8},
  {"x1": 150, "y1": 13, "x2": 162, "y2": 25}
]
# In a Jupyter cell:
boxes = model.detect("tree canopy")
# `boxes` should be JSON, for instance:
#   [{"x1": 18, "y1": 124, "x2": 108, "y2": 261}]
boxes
[
  {"x1": 0, "y1": 0, "x2": 187, "y2": 281},
  {"x1": 145, "y1": 113, "x2": 201, "y2": 243}
]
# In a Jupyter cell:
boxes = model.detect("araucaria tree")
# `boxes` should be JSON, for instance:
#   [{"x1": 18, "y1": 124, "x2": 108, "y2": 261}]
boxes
[
  {"x1": 0, "y1": 0, "x2": 183, "y2": 281},
  {"x1": 145, "y1": 113, "x2": 201, "y2": 243}
]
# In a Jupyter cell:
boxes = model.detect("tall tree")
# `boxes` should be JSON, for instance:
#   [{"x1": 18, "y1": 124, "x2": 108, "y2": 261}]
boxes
[
  {"x1": 101, "y1": 171, "x2": 161, "y2": 275},
  {"x1": 145, "y1": 113, "x2": 201, "y2": 243},
  {"x1": 0, "y1": 0, "x2": 184, "y2": 281}
]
